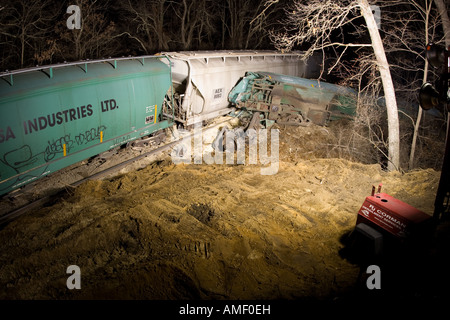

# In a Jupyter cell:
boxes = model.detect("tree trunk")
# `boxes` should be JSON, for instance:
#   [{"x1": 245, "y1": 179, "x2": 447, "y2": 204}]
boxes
[
  {"x1": 358, "y1": 0, "x2": 400, "y2": 171},
  {"x1": 410, "y1": 1, "x2": 432, "y2": 170},
  {"x1": 20, "y1": 31, "x2": 25, "y2": 67},
  {"x1": 157, "y1": 1, "x2": 168, "y2": 51},
  {"x1": 434, "y1": 0, "x2": 450, "y2": 47},
  {"x1": 409, "y1": 65, "x2": 426, "y2": 170}
]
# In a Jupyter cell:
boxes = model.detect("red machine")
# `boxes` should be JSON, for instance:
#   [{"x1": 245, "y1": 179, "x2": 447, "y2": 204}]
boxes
[{"x1": 356, "y1": 185, "x2": 433, "y2": 241}]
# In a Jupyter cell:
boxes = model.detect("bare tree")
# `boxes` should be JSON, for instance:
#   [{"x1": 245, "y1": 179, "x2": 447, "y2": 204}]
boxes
[
  {"x1": 266, "y1": 0, "x2": 401, "y2": 170},
  {"x1": 195, "y1": 0, "x2": 218, "y2": 49},
  {"x1": 0, "y1": 0, "x2": 58, "y2": 68},
  {"x1": 372, "y1": 1, "x2": 445, "y2": 169},
  {"x1": 222, "y1": 0, "x2": 273, "y2": 49},
  {"x1": 401, "y1": 0, "x2": 435, "y2": 169},
  {"x1": 359, "y1": 0, "x2": 401, "y2": 171},
  {"x1": 434, "y1": 0, "x2": 450, "y2": 47},
  {"x1": 56, "y1": 0, "x2": 119, "y2": 61},
  {"x1": 170, "y1": 0, "x2": 216, "y2": 50},
  {"x1": 120, "y1": 0, "x2": 170, "y2": 54}
]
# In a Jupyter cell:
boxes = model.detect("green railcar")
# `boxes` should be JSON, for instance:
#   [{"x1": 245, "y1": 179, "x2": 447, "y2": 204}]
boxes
[
  {"x1": 229, "y1": 71, "x2": 357, "y2": 126},
  {"x1": 0, "y1": 56, "x2": 173, "y2": 196}
]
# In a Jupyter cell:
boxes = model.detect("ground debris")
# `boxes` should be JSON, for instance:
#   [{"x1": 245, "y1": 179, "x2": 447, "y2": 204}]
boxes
[{"x1": 0, "y1": 125, "x2": 444, "y2": 300}]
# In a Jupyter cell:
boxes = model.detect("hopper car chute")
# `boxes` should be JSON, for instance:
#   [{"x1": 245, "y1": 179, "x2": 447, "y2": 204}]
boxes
[
  {"x1": 229, "y1": 71, "x2": 358, "y2": 126},
  {"x1": 0, "y1": 56, "x2": 173, "y2": 196}
]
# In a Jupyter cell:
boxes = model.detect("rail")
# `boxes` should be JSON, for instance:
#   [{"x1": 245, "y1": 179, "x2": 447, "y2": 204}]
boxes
[{"x1": 0, "y1": 116, "x2": 232, "y2": 227}]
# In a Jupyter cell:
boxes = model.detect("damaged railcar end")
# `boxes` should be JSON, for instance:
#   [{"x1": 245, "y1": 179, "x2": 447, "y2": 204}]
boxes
[{"x1": 229, "y1": 71, "x2": 358, "y2": 127}]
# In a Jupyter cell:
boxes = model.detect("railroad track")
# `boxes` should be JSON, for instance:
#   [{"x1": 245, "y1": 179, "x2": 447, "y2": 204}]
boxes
[
  {"x1": 0, "y1": 136, "x2": 176, "y2": 226},
  {"x1": 0, "y1": 117, "x2": 235, "y2": 227}
]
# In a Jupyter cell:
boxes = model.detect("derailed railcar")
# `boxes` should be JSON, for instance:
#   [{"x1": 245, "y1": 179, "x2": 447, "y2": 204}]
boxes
[
  {"x1": 229, "y1": 71, "x2": 357, "y2": 126},
  {"x1": 0, "y1": 56, "x2": 173, "y2": 196},
  {"x1": 165, "y1": 51, "x2": 321, "y2": 126}
]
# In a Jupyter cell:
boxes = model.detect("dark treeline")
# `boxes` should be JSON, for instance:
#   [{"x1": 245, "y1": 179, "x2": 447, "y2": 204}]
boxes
[
  {"x1": 0, "y1": 0, "x2": 446, "y2": 106},
  {"x1": 0, "y1": 0, "x2": 289, "y2": 71}
]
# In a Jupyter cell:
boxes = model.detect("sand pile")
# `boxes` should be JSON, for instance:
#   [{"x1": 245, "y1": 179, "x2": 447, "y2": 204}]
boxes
[{"x1": 0, "y1": 124, "x2": 447, "y2": 300}]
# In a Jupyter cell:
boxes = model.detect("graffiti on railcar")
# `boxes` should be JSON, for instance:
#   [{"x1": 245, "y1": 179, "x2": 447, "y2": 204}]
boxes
[
  {"x1": 0, "y1": 126, "x2": 108, "y2": 192},
  {"x1": 75, "y1": 125, "x2": 107, "y2": 145},
  {"x1": 0, "y1": 145, "x2": 48, "y2": 191},
  {"x1": 45, "y1": 135, "x2": 74, "y2": 161}
]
